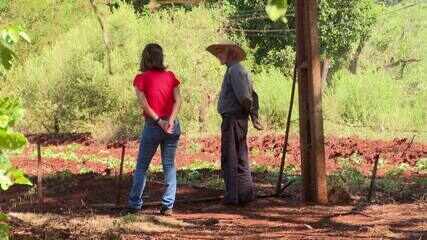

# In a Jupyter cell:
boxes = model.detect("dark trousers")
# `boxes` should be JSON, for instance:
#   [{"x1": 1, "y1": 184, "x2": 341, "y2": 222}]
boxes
[
  {"x1": 221, "y1": 115, "x2": 255, "y2": 205},
  {"x1": 250, "y1": 90, "x2": 259, "y2": 120}
]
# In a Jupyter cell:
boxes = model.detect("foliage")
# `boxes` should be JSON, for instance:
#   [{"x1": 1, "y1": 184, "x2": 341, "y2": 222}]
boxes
[
  {"x1": 328, "y1": 155, "x2": 367, "y2": 192},
  {"x1": 1, "y1": 1, "x2": 427, "y2": 138},
  {"x1": 3, "y1": 4, "x2": 231, "y2": 137},
  {"x1": 378, "y1": 164, "x2": 408, "y2": 193},
  {"x1": 0, "y1": 0, "x2": 93, "y2": 57},
  {"x1": 359, "y1": 0, "x2": 426, "y2": 84},
  {"x1": 226, "y1": 0, "x2": 379, "y2": 71},
  {"x1": 415, "y1": 158, "x2": 427, "y2": 173},
  {"x1": 0, "y1": 25, "x2": 30, "y2": 75},
  {"x1": 318, "y1": 0, "x2": 379, "y2": 65},
  {"x1": 253, "y1": 67, "x2": 298, "y2": 128},
  {"x1": 265, "y1": 0, "x2": 288, "y2": 22},
  {"x1": 33, "y1": 147, "x2": 79, "y2": 162},
  {"x1": 177, "y1": 160, "x2": 218, "y2": 185},
  {"x1": 324, "y1": 69, "x2": 427, "y2": 131},
  {"x1": 0, "y1": 212, "x2": 9, "y2": 240},
  {"x1": 385, "y1": 163, "x2": 410, "y2": 178},
  {"x1": 0, "y1": 25, "x2": 32, "y2": 240},
  {"x1": 0, "y1": 97, "x2": 32, "y2": 191}
]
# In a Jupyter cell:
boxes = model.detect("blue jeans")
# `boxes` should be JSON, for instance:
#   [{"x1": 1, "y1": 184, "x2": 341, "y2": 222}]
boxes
[{"x1": 128, "y1": 119, "x2": 181, "y2": 210}]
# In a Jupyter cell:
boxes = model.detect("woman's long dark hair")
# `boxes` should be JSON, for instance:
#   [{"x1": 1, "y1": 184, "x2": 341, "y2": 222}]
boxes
[{"x1": 140, "y1": 43, "x2": 166, "y2": 72}]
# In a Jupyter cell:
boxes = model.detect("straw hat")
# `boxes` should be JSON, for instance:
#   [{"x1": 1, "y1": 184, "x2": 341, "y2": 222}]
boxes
[{"x1": 206, "y1": 42, "x2": 246, "y2": 62}]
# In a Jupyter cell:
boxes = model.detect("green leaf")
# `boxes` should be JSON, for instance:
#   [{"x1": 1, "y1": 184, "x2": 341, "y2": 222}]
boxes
[
  {"x1": 18, "y1": 32, "x2": 31, "y2": 43},
  {"x1": 0, "y1": 115, "x2": 9, "y2": 128},
  {"x1": 0, "y1": 43, "x2": 16, "y2": 70},
  {"x1": 0, "y1": 97, "x2": 24, "y2": 127},
  {"x1": 14, "y1": 176, "x2": 32, "y2": 186},
  {"x1": 0, "y1": 171, "x2": 13, "y2": 191},
  {"x1": 0, "y1": 130, "x2": 27, "y2": 151},
  {"x1": 9, "y1": 168, "x2": 32, "y2": 186},
  {"x1": 0, "y1": 213, "x2": 7, "y2": 222},
  {"x1": 265, "y1": 0, "x2": 288, "y2": 22},
  {"x1": 0, "y1": 154, "x2": 11, "y2": 170},
  {"x1": 0, "y1": 222, "x2": 10, "y2": 240},
  {"x1": 0, "y1": 26, "x2": 30, "y2": 70}
]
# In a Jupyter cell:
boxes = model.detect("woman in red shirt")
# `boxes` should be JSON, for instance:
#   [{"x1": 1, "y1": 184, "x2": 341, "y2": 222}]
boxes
[{"x1": 128, "y1": 43, "x2": 181, "y2": 216}]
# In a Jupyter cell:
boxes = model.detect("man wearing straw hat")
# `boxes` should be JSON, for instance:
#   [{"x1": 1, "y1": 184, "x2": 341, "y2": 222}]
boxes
[{"x1": 206, "y1": 42, "x2": 260, "y2": 205}]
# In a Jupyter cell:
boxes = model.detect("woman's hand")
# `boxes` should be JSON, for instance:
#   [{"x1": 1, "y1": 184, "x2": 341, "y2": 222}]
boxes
[
  {"x1": 166, "y1": 119, "x2": 175, "y2": 134},
  {"x1": 157, "y1": 119, "x2": 169, "y2": 133}
]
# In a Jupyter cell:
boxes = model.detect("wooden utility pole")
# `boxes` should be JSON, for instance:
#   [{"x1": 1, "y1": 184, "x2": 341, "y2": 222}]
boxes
[{"x1": 295, "y1": 0, "x2": 328, "y2": 204}]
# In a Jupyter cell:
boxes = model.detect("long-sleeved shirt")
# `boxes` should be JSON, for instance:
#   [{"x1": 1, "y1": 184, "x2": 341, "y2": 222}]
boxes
[{"x1": 217, "y1": 62, "x2": 253, "y2": 116}]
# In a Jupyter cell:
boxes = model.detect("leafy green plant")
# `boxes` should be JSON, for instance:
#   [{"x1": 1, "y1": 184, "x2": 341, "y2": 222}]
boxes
[
  {"x1": 81, "y1": 154, "x2": 127, "y2": 170},
  {"x1": 149, "y1": 164, "x2": 162, "y2": 173},
  {"x1": 79, "y1": 167, "x2": 94, "y2": 174},
  {"x1": 184, "y1": 160, "x2": 217, "y2": 171},
  {"x1": 0, "y1": 25, "x2": 32, "y2": 240},
  {"x1": 227, "y1": 0, "x2": 379, "y2": 71},
  {"x1": 0, "y1": 99, "x2": 31, "y2": 191},
  {"x1": 186, "y1": 141, "x2": 201, "y2": 154},
  {"x1": 324, "y1": 68, "x2": 427, "y2": 132},
  {"x1": 0, "y1": 99, "x2": 30, "y2": 238},
  {"x1": 328, "y1": 155, "x2": 367, "y2": 192},
  {"x1": 0, "y1": 212, "x2": 9, "y2": 240},
  {"x1": 252, "y1": 163, "x2": 270, "y2": 174},
  {"x1": 205, "y1": 175, "x2": 224, "y2": 189},
  {"x1": 385, "y1": 163, "x2": 410, "y2": 178},
  {"x1": 376, "y1": 163, "x2": 410, "y2": 194},
  {"x1": 265, "y1": 0, "x2": 288, "y2": 22},
  {"x1": 32, "y1": 148, "x2": 79, "y2": 162},
  {"x1": 0, "y1": 25, "x2": 30, "y2": 75},
  {"x1": 415, "y1": 158, "x2": 427, "y2": 173}
]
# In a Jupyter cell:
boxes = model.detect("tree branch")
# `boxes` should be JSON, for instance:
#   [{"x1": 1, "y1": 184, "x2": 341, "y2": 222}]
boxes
[{"x1": 89, "y1": 0, "x2": 113, "y2": 75}]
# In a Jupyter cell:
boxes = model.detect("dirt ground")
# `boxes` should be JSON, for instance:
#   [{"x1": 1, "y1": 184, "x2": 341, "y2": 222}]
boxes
[
  {"x1": 2, "y1": 134, "x2": 426, "y2": 239},
  {"x1": 13, "y1": 134, "x2": 427, "y2": 176},
  {"x1": 1, "y1": 172, "x2": 426, "y2": 240}
]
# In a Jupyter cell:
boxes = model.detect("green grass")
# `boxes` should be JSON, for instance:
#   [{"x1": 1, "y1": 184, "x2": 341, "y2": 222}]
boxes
[
  {"x1": 415, "y1": 158, "x2": 427, "y2": 173},
  {"x1": 1, "y1": 1, "x2": 425, "y2": 142},
  {"x1": 81, "y1": 155, "x2": 136, "y2": 170},
  {"x1": 328, "y1": 155, "x2": 368, "y2": 192},
  {"x1": 32, "y1": 147, "x2": 79, "y2": 162}
]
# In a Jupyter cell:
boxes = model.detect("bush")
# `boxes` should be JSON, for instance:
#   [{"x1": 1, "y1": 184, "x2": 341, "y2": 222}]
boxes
[
  {"x1": 328, "y1": 155, "x2": 367, "y2": 192},
  {"x1": 253, "y1": 67, "x2": 298, "y2": 129},
  {"x1": 226, "y1": 0, "x2": 378, "y2": 71},
  {"x1": 416, "y1": 158, "x2": 427, "y2": 173},
  {"x1": 0, "y1": 0, "x2": 93, "y2": 56},
  {"x1": 324, "y1": 69, "x2": 427, "y2": 131},
  {"x1": 4, "y1": 19, "x2": 116, "y2": 133},
  {"x1": 4, "y1": 4, "x2": 235, "y2": 137}
]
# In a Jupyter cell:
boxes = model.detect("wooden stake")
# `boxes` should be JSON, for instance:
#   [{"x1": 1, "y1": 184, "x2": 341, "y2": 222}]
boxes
[
  {"x1": 37, "y1": 142, "x2": 43, "y2": 205},
  {"x1": 296, "y1": 0, "x2": 328, "y2": 204},
  {"x1": 368, "y1": 154, "x2": 380, "y2": 202},
  {"x1": 116, "y1": 144, "x2": 126, "y2": 206},
  {"x1": 275, "y1": 63, "x2": 297, "y2": 196}
]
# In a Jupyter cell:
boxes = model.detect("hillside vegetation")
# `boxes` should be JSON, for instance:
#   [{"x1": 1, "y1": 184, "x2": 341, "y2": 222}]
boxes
[{"x1": 0, "y1": 0, "x2": 425, "y2": 141}]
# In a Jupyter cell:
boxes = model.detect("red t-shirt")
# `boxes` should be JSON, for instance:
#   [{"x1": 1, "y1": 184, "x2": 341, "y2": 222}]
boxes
[{"x1": 133, "y1": 70, "x2": 180, "y2": 119}]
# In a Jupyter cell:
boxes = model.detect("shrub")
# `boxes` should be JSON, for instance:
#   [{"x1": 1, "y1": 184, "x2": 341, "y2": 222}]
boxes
[
  {"x1": 415, "y1": 158, "x2": 427, "y2": 173},
  {"x1": 328, "y1": 155, "x2": 367, "y2": 192},
  {"x1": 226, "y1": 0, "x2": 379, "y2": 70},
  {"x1": 4, "y1": 4, "x2": 234, "y2": 137},
  {"x1": 325, "y1": 69, "x2": 427, "y2": 131},
  {"x1": 253, "y1": 67, "x2": 298, "y2": 129}
]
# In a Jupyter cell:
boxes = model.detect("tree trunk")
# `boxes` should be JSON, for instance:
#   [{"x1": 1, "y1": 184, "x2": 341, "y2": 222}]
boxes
[
  {"x1": 89, "y1": 0, "x2": 113, "y2": 75},
  {"x1": 349, "y1": 36, "x2": 367, "y2": 74},
  {"x1": 320, "y1": 58, "x2": 330, "y2": 91},
  {"x1": 198, "y1": 92, "x2": 208, "y2": 132}
]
